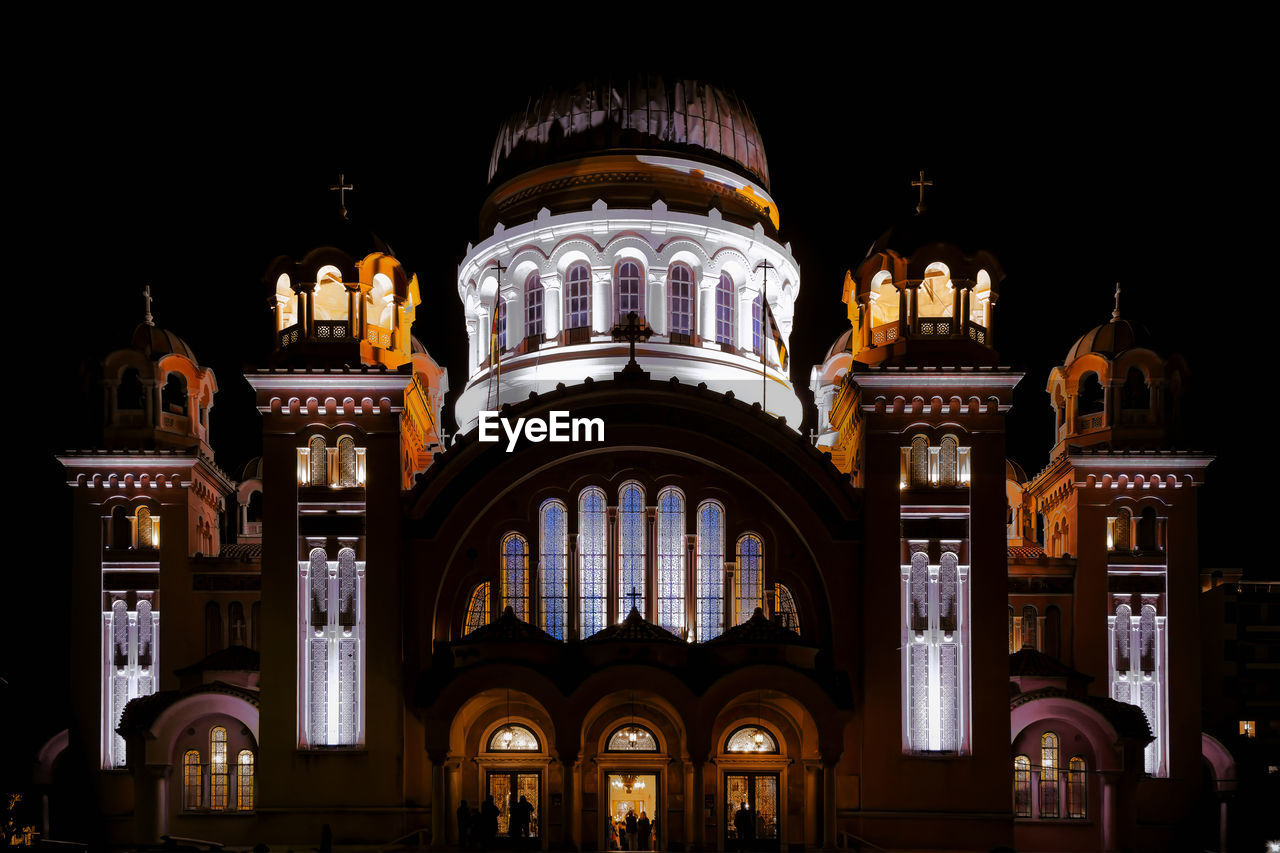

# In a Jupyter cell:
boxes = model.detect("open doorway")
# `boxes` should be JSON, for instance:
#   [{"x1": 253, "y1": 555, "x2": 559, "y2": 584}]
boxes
[{"x1": 605, "y1": 772, "x2": 659, "y2": 850}]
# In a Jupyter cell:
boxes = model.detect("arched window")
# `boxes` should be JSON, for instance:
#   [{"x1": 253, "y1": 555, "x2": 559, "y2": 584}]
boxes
[
  {"x1": 668, "y1": 264, "x2": 694, "y2": 338},
  {"x1": 939, "y1": 435, "x2": 958, "y2": 486},
  {"x1": 1039, "y1": 732, "x2": 1060, "y2": 818},
  {"x1": 909, "y1": 435, "x2": 929, "y2": 488},
  {"x1": 488, "y1": 724, "x2": 539, "y2": 752},
  {"x1": 1066, "y1": 756, "x2": 1086, "y2": 818},
  {"x1": 1112, "y1": 507, "x2": 1131, "y2": 551},
  {"x1": 205, "y1": 601, "x2": 222, "y2": 655},
  {"x1": 1138, "y1": 506, "x2": 1158, "y2": 551},
  {"x1": 1013, "y1": 755, "x2": 1031, "y2": 817},
  {"x1": 696, "y1": 501, "x2": 725, "y2": 640},
  {"x1": 607, "y1": 724, "x2": 658, "y2": 752},
  {"x1": 137, "y1": 600, "x2": 153, "y2": 671},
  {"x1": 111, "y1": 506, "x2": 130, "y2": 549},
  {"x1": 1114, "y1": 603, "x2": 1132, "y2": 675},
  {"x1": 656, "y1": 487, "x2": 686, "y2": 634},
  {"x1": 308, "y1": 436, "x2": 327, "y2": 486},
  {"x1": 618, "y1": 483, "x2": 646, "y2": 619},
  {"x1": 309, "y1": 548, "x2": 328, "y2": 629},
  {"x1": 250, "y1": 601, "x2": 260, "y2": 649},
  {"x1": 337, "y1": 548, "x2": 357, "y2": 628},
  {"x1": 1021, "y1": 605, "x2": 1038, "y2": 651},
  {"x1": 909, "y1": 552, "x2": 929, "y2": 632},
  {"x1": 751, "y1": 292, "x2": 763, "y2": 353},
  {"x1": 162, "y1": 372, "x2": 188, "y2": 415},
  {"x1": 539, "y1": 500, "x2": 568, "y2": 639},
  {"x1": 183, "y1": 749, "x2": 203, "y2": 810},
  {"x1": 725, "y1": 725, "x2": 778, "y2": 754},
  {"x1": 236, "y1": 750, "x2": 255, "y2": 811},
  {"x1": 1045, "y1": 605, "x2": 1062, "y2": 660},
  {"x1": 117, "y1": 367, "x2": 144, "y2": 410},
  {"x1": 501, "y1": 534, "x2": 530, "y2": 621},
  {"x1": 209, "y1": 726, "x2": 229, "y2": 811},
  {"x1": 939, "y1": 552, "x2": 958, "y2": 633},
  {"x1": 496, "y1": 298, "x2": 508, "y2": 351},
  {"x1": 227, "y1": 601, "x2": 246, "y2": 647},
  {"x1": 1121, "y1": 367, "x2": 1149, "y2": 409},
  {"x1": 1139, "y1": 604, "x2": 1156, "y2": 673},
  {"x1": 1078, "y1": 372, "x2": 1104, "y2": 416},
  {"x1": 135, "y1": 505, "x2": 154, "y2": 549},
  {"x1": 736, "y1": 534, "x2": 763, "y2": 625},
  {"x1": 464, "y1": 582, "x2": 490, "y2": 636},
  {"x1": 1008, "y1": 605, "x2": 1018, "y2": 652},
  {"x1": 565, "y1": 263, "x2": 592, "y2": 331},
  {"x1": 775, "y1": 583, "x2": 800, "y2": 634},
  {"x1": 615, "y1": 261, "x2": 643, "y2": 321},
  {"x1": 715, "y1": 273, "x2": 735, "y2": 345},
  {"x1": 247, "y1": 490, "x2": 263, "y2": 524},
  {"x1": 579, "y1": 487, "x2": 607, "y2": 638},
  {"x1": 525, "y1": 274, "x2": 544, "y2": 340},
  {"x1": 337, "y1": 436, "x2": 357, "y2": 487}
]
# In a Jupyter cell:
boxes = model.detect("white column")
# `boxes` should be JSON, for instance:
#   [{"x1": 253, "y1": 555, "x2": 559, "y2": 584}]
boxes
[
  {"x1": 648, "y1": 269, "x2": 666, "y2": 334},
  {"x1": 592, "y1": 269, "x2": 611, "y2": 333},
  {"x1": 699, "y1": 274, "x2": 718, "y2": 341},
  {"x1": 543, "y1": 273, "x2": 563, "y2": 339}
]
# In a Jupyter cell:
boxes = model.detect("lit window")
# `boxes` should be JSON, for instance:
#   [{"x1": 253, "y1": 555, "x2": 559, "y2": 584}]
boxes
[
  {"x1": 501, "y1": 534, "x2": 530, "y2": 621},
  {"x1": 752, "y1": 292, "x2": 763, "y2": 353},
  {"x1": 565, "y1": 264, "x2": 592, "y2": 330},
  {"x1": 715, "y1": 273, "x2": 735, "y2": 345},
  {"x1": 1240, "y1": 720, "x2": 1256, "y2": 738},
  {"x1": 236, "y1": 750, "x2": 255, "y2": 811},
  {"x1": 488, "y1": 724, "x2": 539, "y2": 752},
  {"x1": 938, "y1": 435, "x2": 958, "y2": 487},
  {"x1": 539, "y1": 500, "x2": 568, "y2": 639},
  {"x1": 656, "y1": 487, "x2": 686, "y2": 634},
  {"x1": 1039, "y1": 732, "x2": 1060, "y2": 818},
  {"x1": 908, "y1": 435, "x2": 929, "y2": 488},
  {"x1": 736, "y1": 534, "x2": 763, "y2": 625},
  {"x1": 725, "y1": 725, "x2": 778, "y2": 754},
  {"x1": 1013, "y1": 755, "x2": 1031, "y2": 817},
  {"x1": 135, "y1": 505, "x2": 156, "y2": 549},
  {"x1": 696, "y1": 501, "x2": 725, "y2": 640},
  {"x1": 464, "y1": 582, "x2": 490, "y2": 636},
  {"x1": 616, "y1": 261, "x2": 643, "y2": 321},
  {"x1": 579, "y1": 487, "x2": 608, "y2": 638},
  {"x1": 210, "y1": 726, "x2": 228, "y2": 811},
  {"x1": 337, "y1": 436, "x2": 357, "y2": 487},
  {"x1": 668, "y1": 265, "x2": 694, "y2": 337},
  {"x1": 496, "y1": 298, "x2": 508, "y2": 351},
  {"x1": 308, "y1": 436, "x2": 327, "y2": 486},
  {"x1": 618, "y1": 483, "x2": 647, "y2": 619},
  {"x1": 774, "y1": 583, "x2": 800, "y2": 634},
  {"x1": 183, "y1": 750, "x2": 203, "y2": 810},
  {"x1": 525, "y1": 274, "x2": 544, "y2": 340},
  {"x1": 1066, "y1": 756, "x2": 1086, "y2": 819},
  {"x1": 607, "y1": 725, "x2": 658, "y2": 752}
]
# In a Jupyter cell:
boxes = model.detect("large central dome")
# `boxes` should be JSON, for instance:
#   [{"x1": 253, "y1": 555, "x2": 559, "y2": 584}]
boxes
[{"x1": 488, "y1": 76, "x2": 771, "y2": 191}]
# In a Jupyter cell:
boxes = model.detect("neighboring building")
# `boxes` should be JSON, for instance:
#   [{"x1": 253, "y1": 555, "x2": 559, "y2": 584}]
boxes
[{"x1": 37, "y1": 77, "x2": 1250, "y2": 851}]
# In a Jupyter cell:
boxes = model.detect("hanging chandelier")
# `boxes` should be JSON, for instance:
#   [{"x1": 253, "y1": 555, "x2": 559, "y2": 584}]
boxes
[{"x1": 611, "y1": 773, "x2": 646, "y2": 793}]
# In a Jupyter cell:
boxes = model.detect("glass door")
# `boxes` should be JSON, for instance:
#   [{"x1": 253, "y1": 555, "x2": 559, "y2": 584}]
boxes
[
  {"x1": 487, "y1": 770, "x2": 541, "y2": 842},
  {"x1": 725, "y1": 773, "x2": 779, "y2": 851}
]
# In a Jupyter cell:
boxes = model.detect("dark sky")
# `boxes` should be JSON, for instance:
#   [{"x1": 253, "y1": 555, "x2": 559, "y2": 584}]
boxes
[{"x1": 9, "y1": 41, "x2": 1264, "y2": 762}]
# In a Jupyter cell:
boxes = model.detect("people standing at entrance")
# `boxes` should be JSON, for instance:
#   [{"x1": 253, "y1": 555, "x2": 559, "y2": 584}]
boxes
[
  {"x1": 456, "y1": 799, "x2": 471, "y2": 849},
  {"x1": 637, "y1": 811, "x2": 651, "y2": 850},
  {"x1": 617, "y1": 818, "x2": 628, "y2": 850},
  {"x1": 734, "y1": 802, "x2": 753, "y2": 852},
  {"x1": 480, "y1": 795, "x2": 500, "y2": 847},
  {"x1": 625, "y1": 809, "x2": 637, "y2": 847},
  {"x1": 510, "y1": 794, "x2": 533, "y2": 844}
]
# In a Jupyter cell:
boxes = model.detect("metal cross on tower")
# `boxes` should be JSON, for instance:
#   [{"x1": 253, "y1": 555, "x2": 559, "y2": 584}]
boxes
[
  {"x1": 329, "y1": 172, "x2": 354, "y2": 221},
  {"x1": 912, "y1": 170, "x2": 934, "y2": 215},
  {"x1": 611, "y1": 311, "x2": 653, "y2": 374},
  {"x1": 624, "y1": 587, "x2": 643, "y2": 615},
  {"x1": 143, "y1": 285, "x2": 154, "y2": 327},
  {"x1": 1112, "y1": 282, "x2": 1122, "y2": 320}
]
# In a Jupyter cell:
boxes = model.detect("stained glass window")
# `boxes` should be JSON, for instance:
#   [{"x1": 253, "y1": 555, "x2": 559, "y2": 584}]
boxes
[
  {"x1": 465, "y1": 582, "x2": 490, "y2": 636},
  {"x1": 668, "y1": 264, "x2": 693, "y2": 336},
  {"x1": 237, "y1": 750, "x2": 255, "y2": 811},
  {"x1": 338, "y1": 436, "x2": 357, "y2": 487},
  {"x1": 752, "y1": 292, "x2": 763, "y2": 353},
  {"x1": 488, "y1": 724, "x2": 540, "y2": 752},
  {"x1": 579, "y1": 487, "x2": 607, "y2": 638},
  {"x1": 525, "y1": 274, "x2": 544, "y2": 339},
  {"x1": 1066, "y1": 756, "x2": 1086, "y2": 818},
  {"x1": 566, "y1": 263, "x2": 592, "y2": 330},
  {"x1": 497, "y1": 298, "x2": 508, "y2": 351},
  {"x1": 696, "y1": 501, "x2": 725, "y2": 640},
  {"x1": 736, "y1": 534, "x2": 763, "y2": 625},
  {"x1": 540, "y1": 500, "x2": 568, "y2": 639},
  {"x1": 656, "y1": 487, "x2": 686, "y2": 634},
  {"x1": 501, "y1": 534, "x2": 530, "y2": 621},
  {"x1": 616, "y1": 261, "x2": 643, "y2": 321},
  {"x1": 618, "y1": 483, "x2": 646, "y2": 620},
  {"x1": 725, "y1": 726, "x2": 778, "y2": 754},
  {"x1": 775, "y1": 583, "x2": 800, "y2": 634},
  {"x1": 210, "y1": 726, "x2": 228, "y2": 811},
  {"x1": 183, "y1": 750, "x2": 202, "y2": 810},
  {"x1": 1039, "y1": 732, "x2": 1060, "y2": 818},
  {"x1": 607, "y1": 725, "x2": 658, "y2": 752},
  {"x1": 308, "y1": 436, "x2": 327, "y2": 486},
  {"x1": 1013, "y1": 755, "x2": 1031, "y2": 817},
  {"x1": 715, "y1": 273, "x2": 735, "y2": 345}
]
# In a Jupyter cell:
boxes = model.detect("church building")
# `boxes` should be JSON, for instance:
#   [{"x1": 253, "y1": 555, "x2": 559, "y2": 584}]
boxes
[{"x1": 42, "y1": 77, "x2": 1240, "y2": 852}]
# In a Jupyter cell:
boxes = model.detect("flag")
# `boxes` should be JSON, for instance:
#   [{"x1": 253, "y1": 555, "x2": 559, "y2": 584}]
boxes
[{"x1": 764, "y1": 299, "x2": 788, "y2": 371}]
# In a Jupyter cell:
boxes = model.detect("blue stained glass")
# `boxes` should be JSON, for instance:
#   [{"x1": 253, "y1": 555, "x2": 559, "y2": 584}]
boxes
[
  {"x1": 657, "y1": 488, "x2": 686, "y2": 633},
  {"x1": 737, "y1": 534, "x2": 762, "y2": 625},
  {"x1": 540, "y1": 501, "x2": 568, "y2": 639},
  {"x1": 618, "y1": 484, "x2": 646, "y2": 620},
  {"x1": 579, "y1": 488, "x2": 607, "y2": 637},
  {"x1": 697, "y1": 501, "x2": 724, "y2": 640},
  {"x1": 502, "y1": 534, "x2": 529, "y2": 621}
]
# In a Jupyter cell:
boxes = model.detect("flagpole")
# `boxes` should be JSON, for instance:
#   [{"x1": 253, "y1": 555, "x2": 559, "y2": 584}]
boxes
[{"x1": 762, "y1": 264, "x2": 767, "y2": 417}]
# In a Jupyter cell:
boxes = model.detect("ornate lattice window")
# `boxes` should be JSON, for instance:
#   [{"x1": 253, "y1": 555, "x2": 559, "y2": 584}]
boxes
[
  {"x1": 135, "y1": 505, "x2": 155, "y2": 549},
  {"x1": 210, "y1": 726, "x2": 229, "y2": 811},
  {"x1": 725, "y1": 725, "x2": 778, "y2": 754},
  {"x1": 939, "y1": 553, "x2": 958, "y2": 633},
  {"x1": 736, "y1": 534, "x2": 763, "y2": 625},
  {"x1": 1114, "y1": 603, "x2": 1132, "y2": 675},
  {"x1": 696, "y1": 500, "x2": 725, "y2": 640},
  {"x1": 488, "y1": 724, "x2": 539, "y2": 752},
  {"x1": 464, "y1": 582, "x2": 490, "y2": 635},
  {"x1": 227, "y1": 601, "x2": 246, "y2": 647},
  {"x1": 579, "y1": 487, "x2": 607, "y2": 638},
  {"x1": 774, "y1": 583, "x2": 800, "y2": 633},
  {"x1": 1013, "y1": 755, "x2": 1031, "y2": 817},
  {"x1": 1066, "y1": 756, "x2": 1086, "y2": 818},
  {"x1": 338, "y1": 436, "x2": 357, "y2": 487},
  {"x1": 909, "y1": 553, "x2": 929, "y2": 632},
  {"x1": 565, "y1": 263, "x2": 592, "y2": 330},
  {"x1": 615, "y1": 261, "x2": 643, "y2": 321},
  {"x1": 1039, "y1": 732, "x2": 1060, "y2": 818},
  {"x1": 501, "y1": 534, "x2": 530, "y2": 621},
  {"x1": 183, "y1": 750, "x2": 203, "y2": 810},
  {"x1": 308, "y1": 436, "x2": 327, "y2": 486},
  {"x1": 656, "y1": 487, "x2": 686, "y2": 634},
  {"x1": 938, "y1": 435, "x2": 958, "y2": 486},
  {"x1": 1112, "y1": 507, "x2": 1131, "y2": 551},
  {"x1": 607, "y1": 725, "x2": 658, "y2": 752},
  {"x1": 909, "y1": 435, "x2": 929, "y2": 487},
  {"x1": 302, "y1": 545, "x2": 362, "y2": 748},
  {"x1": 525, "y1": 274, "x2": 544, "y2": 340},
  {"x1": 1139, "y1": 604, "x2": 1156, "y2": 673},
  {"x1": 904, "y1": 548, "x2": 966, "y2": 754},
  {"x1": 715, "y1": 273, "x2": 735, "y2": 345},
  {"x1": 539, "y1": 500, "x2": 568, "y2": 639},
  {"x1": 337, "y1": 548, "x2": 357, "y2": 629},
  {"x1": 237, "y1": 750, "x2": 255, "y2": 811},
  {"x1": 668, "y1": 264, "x2": 694, "y2": 336},
  {"x1": 618, "y1": 483, "x2": 646, "y2": 619}
]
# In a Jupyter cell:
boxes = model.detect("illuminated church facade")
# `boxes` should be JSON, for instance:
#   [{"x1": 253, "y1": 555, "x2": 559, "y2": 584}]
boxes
[{"x1": 46, "y1": 79, "x2": 1235, "y2": 851}]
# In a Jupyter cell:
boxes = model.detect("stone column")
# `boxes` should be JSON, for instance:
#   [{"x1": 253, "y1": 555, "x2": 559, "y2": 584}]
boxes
[
  {"x1": 1100, "y1": 771, "x2": 1117, "y2": 851},
  {"x1": 561, "y1": 760, "x2": 577, "y2": 850},
  {"x1": 821, "y1": 759, "x2": 838, "y2": 851},
  {"x1": 985, "y1": 292, "x2": 997, "y2": 348},
  {"x1": 543, "y1": 273, "x2": 563, "y2": 340},
  {"x1": 688, "y1": 761, "x2": 707, "y2": 851},
  {"x1": 699, "y1": 275, "x2": 718, "y2": 343},
  {"x1": 134, "y1": 762, "x2": 168, "y2": 844},
  {"x1": 593, "y1": 269, "x2": 611, "y2": 334},
  {"x1": 430, "y1": 754, "x2": 448, "y2": 848}
]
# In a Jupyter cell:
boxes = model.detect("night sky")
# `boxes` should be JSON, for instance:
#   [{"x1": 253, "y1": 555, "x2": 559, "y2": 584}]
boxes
[{"x1": 9, "y1": 42, "x2": 1263, "y2": 770}]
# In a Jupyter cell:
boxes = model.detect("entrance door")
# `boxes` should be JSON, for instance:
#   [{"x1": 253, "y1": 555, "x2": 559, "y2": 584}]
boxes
[
  {"x1": 725, "y1": 773, "x2": 779, "y2": 851},
  {"x1": 605, "y1": 772, "x2": 659, "y2": 850},
  {"x1": 487, "y1": 770, "x2": 541, "y2": 842}
]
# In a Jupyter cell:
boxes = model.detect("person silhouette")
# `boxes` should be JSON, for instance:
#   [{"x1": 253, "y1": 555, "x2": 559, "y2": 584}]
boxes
[
  {"x1": 456, "y1": 799, "x2": 471, "y2": 849},
  {"x1": 480, "y1": 795, "x2": 500, "y2": 847},
  {"x1": 733, "y1": 802, "x2": 752, "y2": 852},
  {"x1": 637, "y1": 810, "x2": 651, "y2": 851}
]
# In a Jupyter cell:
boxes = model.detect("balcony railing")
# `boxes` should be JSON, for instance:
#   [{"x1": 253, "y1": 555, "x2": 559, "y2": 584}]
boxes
[
  {"x1": 565, "y1": 326, "x2": 591, "y2": 345},
  {"x1": 365, "y1": 323, "x2": 392, "y2": 348},
  {"x1": 313, "y1": 320, "x2": 351, "y2": 340},
  {"x1": 868, "y1": 319, "x2": 988, "y2": 346},
  {"x1": 1075, "y1": 413, "x2": 1104, "y2": 432}
]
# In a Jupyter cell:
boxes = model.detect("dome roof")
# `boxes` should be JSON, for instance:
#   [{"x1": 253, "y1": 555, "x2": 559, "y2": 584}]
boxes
[
  {"x1": 131, "y1": 323, "x2": 199, "y2": 364},
  {"x1": 241, "y1": 457, "x2": 264, "y2": 482},
  {"x1": 824, "y1": 328, "x2": 854, "y2": 363},
  {"x1": 488, "y1": 76, "x2": 771, "y2": 191},
  {"x1": 1005, "y1": 458, "x2": 1027, "y2": 484},
  {"x1": 1064, "y1": 317, "x2": 1156, "y2": 365}
]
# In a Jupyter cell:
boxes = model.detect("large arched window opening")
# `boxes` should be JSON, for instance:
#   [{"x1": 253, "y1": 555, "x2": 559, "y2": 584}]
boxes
[
  {"x1": 525, "y1": 274, "x2": 544, "y2": 341},
  {"x1": 337, "y1": 436, "x2": 357, "y2": 487},
  {"x1": 565, "y1": 264, "x2": 592, "y2": 332},
  {"x1": 751, "y1": 292, "x2": 764, "y2": 353},
  {"x1": 183, "y1": 750, "x2": 203, "y2": 810},
  {"x1": 501, "y1": 534, "x2": 530, "y2": 621},
  {"x1": 209, "y1": 726, "x2": 229, "y2": 811},
  {"x1": 715, "y1": 273, "x2": 735, "y2": 345},
  {"x1": 1077, "y1": 372, "x2": 1104, "y2": 415},
  {"x1": 539, "y1": 500, "x2": 568, "y2": 639},
  {"x1": 162, "y1": 372, "x2": 188, "y2": 415},
  {"x1": 774, "y1": 583, "x2": 800, "y2": 634},
  {"x1": 488, "y1": 724, "x2": 540, "y2": 752},
  {"x1": 618, "y1": 483, "x2": 647, "y2": 619},
  {"x1": 1112, "y1": 507, "x2": 1131, "y2": 551},
  {"x1": 1066, "y1": 756, "x2": 1087, "y2": 819},
  {"x1": 1121, "y1": 367, "x2": 1149, "y2": 409},
  {"x1": 579, "y1": 487, "x2": 607, "y2": 638},
  {"x1": 135, "y1": 505, "x2": 155, "y2": 549},
  {"x1": 909, "y1": 435, "x2": 929, "y2": 488},
  {"x1": 735, "y1": 534, "x2": 763, "y2": 625},
  {"x1": 227, "y1": 601, "x2": 246, "y2": 647},
  {"x1": 696, "y1": 500, "x2": 725, "y2": 640},
  {"x1": 237, "y1": 750, "x2": 255, "y2": 811},
  {"x1": 1138, "y1": 506, "x2": 1158, "y2": 551},
  {"x1": 1021, "y1": 605, "x2": 1038, "y2": 651},
  {"x1": 496, "y1": 298, "x2": 508, "y2": 352},
  {"x1": 668, "y1": 264, "x2": 694, "y2": 339},
  {"x1": 656, "y1": 487, "x2": 686, "y2": 634},
  {"x1": 938, "y1": 435, "x2": 959, "y2": 486},
  {"x1": 464, "y1": 582, "x2": 490, "y2": 636},
  {"x1": 1013, "y1": 755, "x2": 1031, "y2": 817},
  {"x1": 111, "y1": 506, "x2": 130, "y2": 549},
  {"x1": 117, "y1": 367, "x2": 145, "y2": 411},
  {"x1": 615, "y1": 261, "x2": 644, "y2": 322},
  {"x1": 1039, "y1": 732, "x2": 1060, "y2": 818}
]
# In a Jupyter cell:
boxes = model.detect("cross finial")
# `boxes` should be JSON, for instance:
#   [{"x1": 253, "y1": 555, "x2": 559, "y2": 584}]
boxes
[
  {"x1": 807, "y1": 427, "x2": 818, "y2": 446},
  {"x1": 611, "y1": 311, "x2": 654, "y2": 374},
  {"x1": 911, "y1": 170, "x2": 933, "y2": 215},
  {"x1": 329, "y1": 172, "x2": 354, "y2": 221},
  {"x1": 624, "y1": 587, "x2": 643, "y2": 614},
  {"x1": 1112, "y1": 282, "x2": 1122, "y2": 320},
  {"x1": 143, "y1": 285, "x2": 154, "y2": 327}
]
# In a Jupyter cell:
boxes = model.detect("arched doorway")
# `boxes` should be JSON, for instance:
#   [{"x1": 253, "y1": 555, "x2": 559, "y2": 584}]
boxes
[{"x1": 719, "y1": 724, "x2": 786, "y2": 852}]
